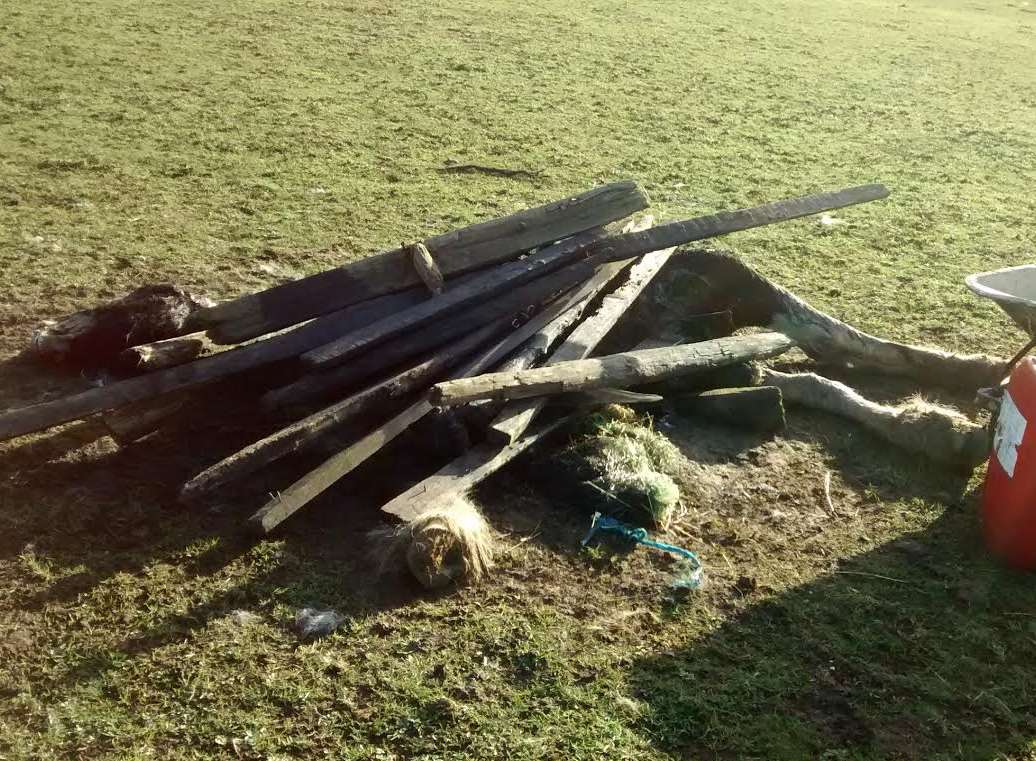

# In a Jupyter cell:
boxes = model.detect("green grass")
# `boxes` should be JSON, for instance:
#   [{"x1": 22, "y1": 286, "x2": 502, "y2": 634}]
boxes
[{"x1": 2, "y1": 0, "x2": 1036, "y2": 758}]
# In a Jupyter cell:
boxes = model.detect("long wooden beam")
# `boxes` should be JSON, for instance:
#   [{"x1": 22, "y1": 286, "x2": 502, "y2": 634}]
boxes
[
  {"x1": 300, "y1": 232, "x2": 598, "y2": 368},
  {"x1": 0, "y1": 287, "x2": 428, "y2": 442},
  {"x1": 300, "y1": 184, "x2": 889, "y2": 370},
  {"x1": 431, "y1": 332, "x2": 797, "y2": 406},
  {"x1": 181, "y1": 320, "x2": 509, "y2": 501},
  {"x1": 0, "y1": 234, "x2": 597, "y2": 443},
  {"x1": 260, "y1": 231, "x2": 612, "y2": 411},
  {"x1": 191, "y1": 182, "x2": 649, "y2": 343}
]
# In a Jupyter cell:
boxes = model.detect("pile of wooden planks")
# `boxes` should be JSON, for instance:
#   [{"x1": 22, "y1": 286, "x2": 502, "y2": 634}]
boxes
[{"x1": 3, "y1": 180, "x2": 911, "y2": 533}]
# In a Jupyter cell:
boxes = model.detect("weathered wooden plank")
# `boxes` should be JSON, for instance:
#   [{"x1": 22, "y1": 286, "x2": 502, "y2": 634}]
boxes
[
  {"x1": 300, "y1": 231, "x2": 600, "y2": 368},
  {"x1": 261, "y1": 233, "x2": 608, "y2": 411},
  {"x1": 487, "y1": 238, "x2": 677, "y2": 445},
  {"x1": 587, "y1": 184, "x2": 889, "y2": 265},
  {"x1": 432, "y1": 332, "x2": 797, "y2": 406},
  {"x1": 302, "y1": 184, "x2": 890, "y2": 371},
  {"x1": 245, "y1": 281, "x2": 618, "y2": 533},
  {"x1": 380, "y1": 417, "x2": 573, "y2": 522},
  {"x1": 248, "y1": 397, "x2": 434, "y2": 534},
  {"x1": 182, "y1": 320, "x2": 508, "y2": 501},
  {"x1": 192, "y1": 181, "x2": 649, "y2": 343}
]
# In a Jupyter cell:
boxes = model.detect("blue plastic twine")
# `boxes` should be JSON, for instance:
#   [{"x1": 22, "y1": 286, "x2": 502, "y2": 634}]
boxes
[{"x1": 581, "y1": 512, "x2": 704, "y2": 589}]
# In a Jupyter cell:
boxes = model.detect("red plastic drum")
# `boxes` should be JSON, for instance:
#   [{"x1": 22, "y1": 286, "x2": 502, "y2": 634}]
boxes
[{"x1": 983, "y1": 358, "x2": 1036, "y2": 568}]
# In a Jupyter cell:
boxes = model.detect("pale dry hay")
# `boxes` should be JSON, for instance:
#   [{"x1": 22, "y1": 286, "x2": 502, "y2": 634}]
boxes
[
  {"x1": 888, "y1": 394, "x2": 988, "y2": 466},
  {"x1": 564, "y1": 411, "x2": 683, "y2": 528},
  {"x1": 368, "y1": 497, "x2": 494, "y2": 590}
]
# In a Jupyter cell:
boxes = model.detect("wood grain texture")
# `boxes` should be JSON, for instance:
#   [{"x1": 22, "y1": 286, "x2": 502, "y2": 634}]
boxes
[
  {"x1": 191, "y1": 181, "x2": 649, "y2": 343},
  {"x1": 488, "y1": 233, "x2": 675, "y2": 445},
  {"x1": 432, "y1": 332, "x2": 797, "y2": 406}
]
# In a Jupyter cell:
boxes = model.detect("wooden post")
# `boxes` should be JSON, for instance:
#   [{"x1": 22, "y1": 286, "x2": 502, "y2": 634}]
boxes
[
  {"x1": 190, "y1": 182, "x2": 650, "y2": 343},
  {"x1": 431, "y1": 332, "x2": 797, "y2": 406},
  {"x1": 102, "y1": 393, "x2": 190, "y2": 443},
  {"x1": 450, "y1": 215, "x2": 656, "y2": 435}
]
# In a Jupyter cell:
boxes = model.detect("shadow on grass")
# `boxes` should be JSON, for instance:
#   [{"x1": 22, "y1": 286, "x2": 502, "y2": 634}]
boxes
[
  {"x1": 0, "y1": 372, "x2": 464, "y2": 698},
  {"x1": 2, "y1": 355, "x2": 1029, "y2": 761},
  {"x1": 631, "y1": 504, "x2": 1036, "y2": 760}
]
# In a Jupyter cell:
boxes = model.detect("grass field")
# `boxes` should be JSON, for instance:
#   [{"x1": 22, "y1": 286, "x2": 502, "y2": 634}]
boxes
[{"x1": 2, "y1": 0, "x2": 1036, "y2": 758}]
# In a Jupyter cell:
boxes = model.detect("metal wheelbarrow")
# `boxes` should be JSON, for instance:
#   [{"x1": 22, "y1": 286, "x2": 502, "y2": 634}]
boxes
[
  {"x1": 967, "y1": 265, "x2": 1036, "y2": 381},
  {"x1": 967, "y1": 264, "x2": 1036, "y2": 340}
]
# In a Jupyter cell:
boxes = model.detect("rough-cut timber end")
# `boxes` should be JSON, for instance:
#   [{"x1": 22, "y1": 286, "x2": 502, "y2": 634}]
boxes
[
  {"x1": 410, "y1": 242, "x2": 445, "y2": 295},
  {"x1": 31, "y1": 284, "x2": 214, "y2": 371},
  {"x1": 246, "y1": 510, "x2": 276, "y2": 536},
  {"x1": 116, "y1": 334, "x2": 208, "y2": 374}
]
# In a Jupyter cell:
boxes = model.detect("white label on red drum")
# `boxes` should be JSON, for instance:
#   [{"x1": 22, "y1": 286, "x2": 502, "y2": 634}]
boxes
[{"x1": 994, "y1": 391, "x2": 1027, "y2": 478}]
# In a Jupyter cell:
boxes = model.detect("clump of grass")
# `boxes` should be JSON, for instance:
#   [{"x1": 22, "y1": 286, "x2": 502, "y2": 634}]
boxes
[{"x1": 559, "y1": 407, "x2": 683, "y2": 528}]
